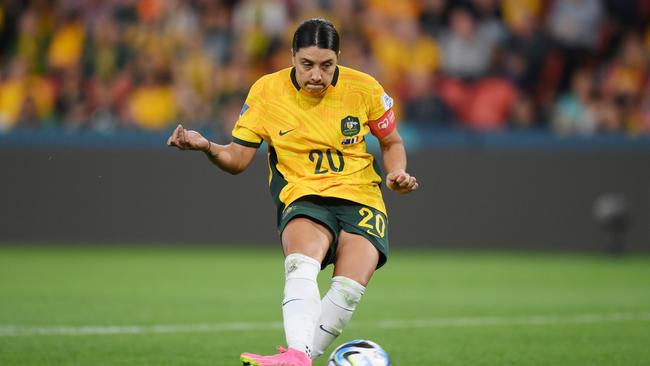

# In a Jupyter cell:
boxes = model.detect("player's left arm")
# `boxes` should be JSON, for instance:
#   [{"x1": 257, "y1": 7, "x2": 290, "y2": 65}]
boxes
[{"x1": 370, "y1": 110, "x2": 419, "y2": 194}]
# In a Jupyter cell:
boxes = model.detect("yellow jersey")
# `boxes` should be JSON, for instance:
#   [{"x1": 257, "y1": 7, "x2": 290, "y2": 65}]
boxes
[{"x1": 232, "y1": 66, "x2": 395, "y2": 215}]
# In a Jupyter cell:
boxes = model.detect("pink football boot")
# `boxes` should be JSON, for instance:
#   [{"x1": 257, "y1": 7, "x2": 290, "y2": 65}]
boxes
[{"x1": 240, "y1": 346, "x2": 312, "y2": 366}]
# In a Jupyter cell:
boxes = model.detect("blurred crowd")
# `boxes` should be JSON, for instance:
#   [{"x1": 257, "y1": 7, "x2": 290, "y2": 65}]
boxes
[{"x1": 1, "y1": 0, "x2": 650, "y2": 137}]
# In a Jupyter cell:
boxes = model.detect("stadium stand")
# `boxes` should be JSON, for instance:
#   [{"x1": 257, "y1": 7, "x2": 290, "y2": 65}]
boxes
[{"x1": 0, "y1": 0, "x2": 649, "y2": 139}]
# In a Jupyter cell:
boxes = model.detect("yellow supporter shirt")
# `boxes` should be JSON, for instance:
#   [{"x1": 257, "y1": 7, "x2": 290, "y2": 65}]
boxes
[
  {"x1": 48, "y1": 21, "x2": 85, "y2": 68},
  {"x1": 232, "y1": 66, "x2": 394, "y2": 215},
  {"x1": 129, "y1": 85, "x2": 177, "y2": 130},
  {"x1": 0, "y1": 76, "x2": 55, "y2": 129}
]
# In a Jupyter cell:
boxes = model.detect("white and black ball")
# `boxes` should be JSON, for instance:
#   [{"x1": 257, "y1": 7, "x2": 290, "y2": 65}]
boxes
[{"x1": 327, "y1": 339, "x2": 391, "y2": 366}]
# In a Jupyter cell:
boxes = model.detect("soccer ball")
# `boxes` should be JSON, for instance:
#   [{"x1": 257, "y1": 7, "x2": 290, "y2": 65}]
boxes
[{"x1": 327, "y1": 339, "x2": 391, "y2": 366}]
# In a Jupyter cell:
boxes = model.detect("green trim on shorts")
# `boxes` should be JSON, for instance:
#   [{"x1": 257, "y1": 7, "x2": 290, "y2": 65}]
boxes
[{"x1": 278, "y1": 195, "x2": 389, "y2": 269}]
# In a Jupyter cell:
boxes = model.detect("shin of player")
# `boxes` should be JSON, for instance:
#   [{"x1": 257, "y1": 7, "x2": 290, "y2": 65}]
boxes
[
  {"x1": 311, "y1": 276, "x2": 366, "y2": 359},
  {"x1": 282, "y1": 253, "x2": 322, "y2": 357}
]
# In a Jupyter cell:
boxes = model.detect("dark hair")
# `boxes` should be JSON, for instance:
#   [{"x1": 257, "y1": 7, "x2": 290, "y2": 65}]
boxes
[{"x1": 292, "y1": 18, "x2": 340, "y2": 55}]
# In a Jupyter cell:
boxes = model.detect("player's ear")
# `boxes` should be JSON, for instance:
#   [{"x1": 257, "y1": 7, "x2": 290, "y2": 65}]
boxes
[{"x1": 291, "y1": 49, "x2": 296, "y2": 67}]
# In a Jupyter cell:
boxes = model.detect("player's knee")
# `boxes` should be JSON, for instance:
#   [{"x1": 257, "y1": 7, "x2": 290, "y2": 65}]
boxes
[
  {"x1": 327, "y1": 276, "x2": 365, "y2": 310},
  {"x1": 282, "y1": 218, "x2": 332, "y2": 260},
  {"x1": 334, "y1": 234, "x2": 379, "y2": 285},
  {"x1": 284, "y1": 253, "x2": 320, "y2": 280}
]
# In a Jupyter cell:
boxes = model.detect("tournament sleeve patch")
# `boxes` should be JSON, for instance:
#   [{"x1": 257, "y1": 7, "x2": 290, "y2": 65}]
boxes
[
  {"x1": 381, "y1": 92, "x2": 394, "y2": 111},
  {"x1": 239, "y1": 103, "x2": 250, "y2": 116},
  {"x1": 369, "y1": 109, "x2": 396, "y2": 139}
]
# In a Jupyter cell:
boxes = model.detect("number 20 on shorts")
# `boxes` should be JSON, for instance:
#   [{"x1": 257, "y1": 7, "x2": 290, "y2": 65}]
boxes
[{"x1": 357, "y1": 207, "x2": 386, "y2": 238}]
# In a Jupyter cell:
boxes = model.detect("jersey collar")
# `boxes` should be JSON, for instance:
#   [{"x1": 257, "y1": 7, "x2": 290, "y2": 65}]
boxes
[{"x1": 290, "y1": 66, "x2": 340, "y2": 91}]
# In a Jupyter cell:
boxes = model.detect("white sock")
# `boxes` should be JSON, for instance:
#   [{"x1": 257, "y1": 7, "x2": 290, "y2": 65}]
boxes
[
  {"x1": 311, "y1": 276, "x2": 366, "y2": 359},
  {"x1": 282, "y1": 253, "x2": 321, "y2": 358}
]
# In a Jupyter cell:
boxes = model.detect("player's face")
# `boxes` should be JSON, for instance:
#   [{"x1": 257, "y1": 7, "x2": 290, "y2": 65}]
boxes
[{"x1": 292, "y1": 46, "x2": 338, "y2": 95}]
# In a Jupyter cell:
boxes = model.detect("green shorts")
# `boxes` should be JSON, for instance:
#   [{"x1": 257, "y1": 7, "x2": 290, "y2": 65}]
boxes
[{"x1": 278, "y1": 195, "x2": 389, "y2": 269}]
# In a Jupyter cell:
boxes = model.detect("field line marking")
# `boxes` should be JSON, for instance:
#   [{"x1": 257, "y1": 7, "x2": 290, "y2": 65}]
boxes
[
  {"x1": 1, "y1": 312, "x2": 649, "y2": 337},
  {"x1": 376, "y1": 312, "x2": 650, "y2": 329},
  {"x1": 0, "y1": 321, "x2": 284, "y2": 337}
]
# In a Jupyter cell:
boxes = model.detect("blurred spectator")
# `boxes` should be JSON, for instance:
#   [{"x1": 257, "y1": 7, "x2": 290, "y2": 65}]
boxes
[
  {"x1": 419, "y1": 0, "x2": 448, "y2": 38},
  {"x1": 47, "y1": 9, "x2": 85, "y2": 70},
  {"x1": 551, "y1": 68, "x2": 599, "y2": 135},
  {"x1": 15, "y1": 2, "x2": 53, "y2": 73},
  {"x1": 83, "y1": 15, "x2": 129, "y2": 81},
  {"x1": 365, "y1": 0, "x2": 420, "y2": 22},
  {"x1": 173, "y1": 30, "x2": 213, "y2": 125},
  {"x1": 232, "y1": 0, "x2": 288, "y2": 63},
  {"x1": 501, "y1": 5, "x2": 548, "y2": 93},
  {"x1": 600, "y1": 33, "x2": 647, "y2": 104},
  {"x1": 547, "y1": 0, "x2": 604, "y2": 50},
  {"x1": 599, "y1": 32, "x2": 648, "y2": 133},
  {"x1": 54, "y1": 65, "x2": 87, "y2": 129},
  {"x1": 126, "y1": 54, "x2": 177, "y2": 130},
  {"x1": 595, "y1": 95, "x2": 624, "y2": 133},
  {"x1": 510, "y1": 93, "x2": 538, "y2": 129},
  {"x1": 437, "y1": 4, "x2": 517, "y2": 131},
  {"x1": 0, "y1": 57, "x2": 55, "y2": 130},
  {"x1": 546, "y1": 0, "x2": 604, "y2": 91},
  {"x1": 500, "y1": 3, "x2": 554, "y2": 123},
  {"x1": 472, "y1": 0, "x2": 508, "y2": 47},
  {"x1": 501, "y1": 0, "x2": 543, "y2": 31},
  {"x1": 200, "y1": 1, "x2": 234, "y2": 65},
  {"x1": 338, "y1": 35, "x2": 375, "y2": 76},
  {"x1": 403, "y1": 71, "x2": 452, "y2": 127},
  {"x1": 371, "y1": 18, "x2": 440, "y2": 92},
  {"x1": 439, "y1": 5, "x2": 494, "y2": 80},
  {"x1": 85, "y1": 76, "x2": 124, "y2": 132},
  {"x1": 326, "y1": 0, "x2": 363, "y2": 35}
]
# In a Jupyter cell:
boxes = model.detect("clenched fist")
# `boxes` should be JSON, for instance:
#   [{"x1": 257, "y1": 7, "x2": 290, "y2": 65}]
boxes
[
  {"x1": 386, "y1": 169, "x2": 418, "y2": 194},
  {"x1": 167, "y1": 124, "x2": 210, "y2": 152}
]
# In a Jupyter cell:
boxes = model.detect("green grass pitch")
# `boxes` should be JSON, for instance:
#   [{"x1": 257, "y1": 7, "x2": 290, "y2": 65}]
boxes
[{"x1": 1, "y1": 246, "x2": 649, "y2": 366}]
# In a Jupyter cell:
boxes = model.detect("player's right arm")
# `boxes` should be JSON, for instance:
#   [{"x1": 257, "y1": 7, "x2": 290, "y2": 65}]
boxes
[
  {"x1": 167, "y1": 124, "x2": 257, "y2": 175},
  {"x1": 168, "y1": 75, "x2": 268, "y2": 173}
]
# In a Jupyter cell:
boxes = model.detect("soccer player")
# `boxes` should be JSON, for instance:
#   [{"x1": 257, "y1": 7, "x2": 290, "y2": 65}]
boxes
[{"x1": 167, "y1": 18, "x2": 418, "y2": 366}]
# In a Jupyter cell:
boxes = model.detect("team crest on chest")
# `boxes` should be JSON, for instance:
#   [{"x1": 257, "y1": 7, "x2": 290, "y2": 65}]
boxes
[{"x1": 341, "y1": 116, "x2": 361, "y2": 136}]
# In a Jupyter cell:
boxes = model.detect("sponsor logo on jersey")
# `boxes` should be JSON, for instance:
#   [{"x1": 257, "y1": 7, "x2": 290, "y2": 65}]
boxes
[
  {"x1": 340, "y1": 116, "x2": 360, "y2": 136},
  {"x1": 239, "y1": 103, "x2": 250, "y2": 116},
  {"x1": 341, "y1": 136, "x2": 360, "y2": 145},
  {"x1": 381, "y1": 92, "x2": 393, "y2": 111}
]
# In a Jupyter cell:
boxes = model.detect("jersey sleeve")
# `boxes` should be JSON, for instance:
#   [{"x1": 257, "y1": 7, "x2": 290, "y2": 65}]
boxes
[
  {"x1": 231, "y1": 78, "x2": 266, "y2": 148},
  {"x1": 366, "y1": 78, "x2": 396, "y2": 139}
]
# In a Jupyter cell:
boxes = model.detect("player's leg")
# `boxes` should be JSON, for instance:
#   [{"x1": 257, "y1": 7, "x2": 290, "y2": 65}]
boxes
[
  {"x1": 311, "y1": 202, "x2": 389, "y2": 360},
  {"x1": 311, "y1": 231, "x2": 380, "y2": 359},
  {"x1": 241, "y1": 198, "x2": 338, "y2": 366},
  {"x1": 280, "y1": 217, "x2": 332, "y2": 358}
]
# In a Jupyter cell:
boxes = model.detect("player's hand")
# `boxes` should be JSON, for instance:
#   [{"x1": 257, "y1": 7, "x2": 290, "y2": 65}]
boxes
[
  {"x1": 167, "y1": 124, "x2": 210, "y2": 152},
  {"x1": 386, "y1": 169, "x2": 418, "y2": 194}
]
